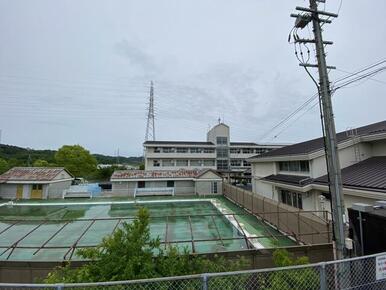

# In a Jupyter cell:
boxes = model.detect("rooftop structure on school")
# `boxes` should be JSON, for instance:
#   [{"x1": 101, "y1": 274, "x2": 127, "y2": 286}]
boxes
[
  {"x1": 249, "y1": 120, "x2": 386, "y2": 217},
  {"x1": 143, "y1": 122, "x2": 286, "y2": 180}
]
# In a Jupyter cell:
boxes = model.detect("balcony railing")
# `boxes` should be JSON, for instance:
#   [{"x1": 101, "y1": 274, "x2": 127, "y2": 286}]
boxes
[{"x1": 134, "y1": 187, "x2": 175, "y2": 198}]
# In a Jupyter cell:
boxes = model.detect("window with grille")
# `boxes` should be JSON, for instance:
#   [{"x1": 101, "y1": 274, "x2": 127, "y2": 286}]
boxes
[
  {"x1": 217, "y1": 148, "x2": 229, "y2": 158},
  {"x1": 280, "y1": 190, "x2": 303, "y2": 209},
  {"x1": 176, "y1": 159, "x2": 188, "y2": 166},
  {"x1": 217, "y1": 160, "x2": 229, "y2": 170},
  {"x1": 278, "y1": 161, "x2": 309, "y2": 172},
  {"x1": 216, "y1": 137, "x2": 228, "y2": 145}
]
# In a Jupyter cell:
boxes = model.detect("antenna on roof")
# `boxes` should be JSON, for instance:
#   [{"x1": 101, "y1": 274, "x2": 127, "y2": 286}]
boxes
[{"x1": 218, "y1": 117, "x2": 221, "y2": 124}]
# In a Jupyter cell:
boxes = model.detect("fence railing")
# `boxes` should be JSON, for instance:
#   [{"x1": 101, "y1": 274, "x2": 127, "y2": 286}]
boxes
[
  {"x1": 223, "y1": 183, "x2": 332, "y2": 245},
  {"x1": 134, "y1": 187, "x2": 175, "y2": 198},
  {"x1": 1, "y1": 252, "x2": 385, "y2": 289}
]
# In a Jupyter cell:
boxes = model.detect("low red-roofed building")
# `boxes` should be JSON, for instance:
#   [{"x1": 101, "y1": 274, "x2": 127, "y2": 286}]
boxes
[
  {"x1": 110, "y1": 168, "x2": 222, "y2": 197},
  {"x1": 0, "y1": 167, "x2": 74, "y2": 199}
]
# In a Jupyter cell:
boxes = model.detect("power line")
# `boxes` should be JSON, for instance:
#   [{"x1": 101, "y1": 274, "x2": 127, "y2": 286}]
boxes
[{"x1": 258, "y1": 59, "x2": 386, "y2": 141}]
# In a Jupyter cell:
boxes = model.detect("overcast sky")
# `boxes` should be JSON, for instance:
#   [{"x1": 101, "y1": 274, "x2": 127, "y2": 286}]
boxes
[{"x1": 0, "y1": 0, "x2": 385, "y2": 156}]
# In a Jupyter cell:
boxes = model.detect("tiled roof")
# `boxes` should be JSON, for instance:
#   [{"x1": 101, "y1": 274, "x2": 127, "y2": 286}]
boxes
[
  {"x1": 315, "y1": 156, "x2": 386, "y2": 192},
  {"x1": 0, "y1": 167, "x2": 70, "y2": 182},
  {"x1": 262, "y1": 174, "x2": 314, "y2": 187},
  {"x1": 253, "y1": 120, "x2": 386, "y2": 159},
  {"x1": 143, "y1": 141, "x2": 214, "y2": 146},
  {"x1": 111, "y1": 169, "x2": 217, "y2": 180}
]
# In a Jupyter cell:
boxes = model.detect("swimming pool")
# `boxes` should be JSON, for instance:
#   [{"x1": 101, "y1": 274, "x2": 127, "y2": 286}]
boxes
[{"x1": 0, "y1": 198, "x2": 295, "y2": 261}]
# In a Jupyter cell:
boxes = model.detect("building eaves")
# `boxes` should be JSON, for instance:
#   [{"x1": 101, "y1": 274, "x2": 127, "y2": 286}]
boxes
[{"x1": 262, "y1": 174, "x2": 314, "y2": 187}]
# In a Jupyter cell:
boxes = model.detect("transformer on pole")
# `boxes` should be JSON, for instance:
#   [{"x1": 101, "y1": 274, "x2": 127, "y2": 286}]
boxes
[{"x1": 290, "y1": 0, "x2": 346, "y2": 260}]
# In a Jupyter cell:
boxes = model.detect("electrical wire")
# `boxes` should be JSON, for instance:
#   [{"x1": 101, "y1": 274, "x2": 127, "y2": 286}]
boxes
[{"x1": 259, "y1": 60, "x2": 386, "y2": 141}]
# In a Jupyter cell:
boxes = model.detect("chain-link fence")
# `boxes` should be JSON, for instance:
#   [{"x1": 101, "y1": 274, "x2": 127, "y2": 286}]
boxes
[{"x1": 1, "y1": 252, "x2": 385, "y2": 290}]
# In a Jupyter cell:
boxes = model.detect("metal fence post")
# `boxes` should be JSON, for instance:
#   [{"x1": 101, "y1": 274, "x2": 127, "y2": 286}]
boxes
[
  {"x1": 202, "y1": 274, "x2": 208, "y2": 290},
  {"x1": 56, "y1": 283, "x2": 64, "y2": 290},
  {"x1": 319, "y1": 262, "x2": 327, "y2": 290}
]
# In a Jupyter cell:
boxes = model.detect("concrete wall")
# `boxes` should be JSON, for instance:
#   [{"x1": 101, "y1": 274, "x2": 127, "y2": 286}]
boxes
[
  {"x1": 310, "y1": 142, "x2": 373, "y2": 178},
  {"x1": 196, "y1": 180, "x2": 222, "y2": 196},
  {"x1": 372, "y1": 139, "x2": 386, "y2": 156},
  {"x1": 206, "y1": 123, "x2": 230, "y2": 144},
  {"x1": 0, "y1": 244, "x2": 333, "y2": 283},
  {"x1": 111, "y1": 181, "x2": 136, "y2": 196},
  {"x1": 0, "y1": 184, "x2": 18, "y2": 199},
  {"x1": 175, "y1": 180, "x2": 195, "y2": 195},
  {"x1": 46, "y1": 180, "x2": 72, "y2": 199},
  {"x1": 253, "y1": 179, "x2": 275, "y2": 199},
  {"x1": 0, "y1": 184, "x2": 42, "y2": 199},
  {"x1": 111, "y1": 180, "x2": 196, "y2": 196},
  {"x1": 310, "y1": 188, "x2": 385, "y2": 217},
  {"x1": 251, "y1": 162, "x2": 277, "y2": 199}
]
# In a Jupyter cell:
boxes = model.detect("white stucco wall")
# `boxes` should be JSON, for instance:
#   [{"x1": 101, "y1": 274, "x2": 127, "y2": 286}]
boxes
[
  {"x1": 111, "y1": 181, "x2": 136, "y2": 196},
  {"x1": 372, "y1": 139, "x2": 386, "y2": 156},
  {"x1": 206, "y1": 123, "x2": 230, "y2": 144},
  {"x1": 196, "y1": 180, "x2": 222, "y2": 196},
  {"x1": 309, "y1": 142, "x2": 373, "y2": 178},
  {"x1": 47, "y1": 180, "x2": 72, "y2": 199},
  {"x1": 251, "y1": 162, "x2": 276, "y2": 198},
  {"x1": 0, "y1": 184, "x2": 17, "y2": 199},
  {"x1": 252, "y1": 179, "x2": 276, "y2": 199}
]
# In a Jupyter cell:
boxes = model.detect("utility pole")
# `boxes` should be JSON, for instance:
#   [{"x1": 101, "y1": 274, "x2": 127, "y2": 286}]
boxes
[{"x1": 291, "y1": 1, "x2": 346, "y2": 260}]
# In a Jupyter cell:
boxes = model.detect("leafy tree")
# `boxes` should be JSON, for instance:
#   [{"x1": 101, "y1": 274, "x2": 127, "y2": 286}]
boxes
[
  {"x1": 33, "y1": 159, "x2": 49, "y2": 167},
  {"x1": 139, "y1": 163, "x2": 145, "y2": 170},
  {"x1": 267, "y1": 249, "x2": 320, "y2": 290},
  {"x1": 45, "y1": 208, "x2": 247, "y2": 283},
  {"x1": 55, "y1": 145, "x2": 97, "y2": 177},
  {"x1": 0, "y1": 158, "x2": 8, "y2": 174},
  {"x1": 91, "y1": 165, "x2": 126, "y2": 181}
]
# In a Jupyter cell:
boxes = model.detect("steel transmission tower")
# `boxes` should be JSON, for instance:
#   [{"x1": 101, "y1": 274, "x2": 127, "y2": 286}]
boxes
[
  {"x1": 290, "y1": 0, "x2": 346, "y2": 260},
  {"x1": 145, "y1": 81, "x2": 156, "y2": 141}
]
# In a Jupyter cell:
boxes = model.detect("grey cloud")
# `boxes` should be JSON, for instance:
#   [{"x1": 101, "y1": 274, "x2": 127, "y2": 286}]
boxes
[{"x1": 114, "y1": 39, "x2": 160, "y2": 75}]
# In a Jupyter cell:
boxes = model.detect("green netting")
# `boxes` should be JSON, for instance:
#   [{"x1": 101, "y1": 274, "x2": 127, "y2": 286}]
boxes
[{"x1": 0, "y1": 199, "x2": 295, "y2": 261}]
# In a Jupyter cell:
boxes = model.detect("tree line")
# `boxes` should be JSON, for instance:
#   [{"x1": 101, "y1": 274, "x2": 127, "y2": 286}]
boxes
[{"x1": 0, "y1": 144, "x2": 143, "y2": 180}]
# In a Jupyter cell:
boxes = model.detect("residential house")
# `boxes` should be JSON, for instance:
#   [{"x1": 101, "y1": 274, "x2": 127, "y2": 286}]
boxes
[{"x1": 249, "y1": 120, "x2": 386, "y2": 216}]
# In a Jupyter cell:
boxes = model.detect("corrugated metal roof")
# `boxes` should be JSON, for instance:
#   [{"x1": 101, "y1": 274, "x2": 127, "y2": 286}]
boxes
[
  {"x1": 143, "y1": 141, "x2": 214, "y2": 145},
  {"x1": 315, "y1": 156, "x2": 386, "y2": 191},
  {"x1": 0, "y1": 167, "x2": 70, "y2": 182},
  {"x1": 254, "y1": 120, "x2": 386, "y2": 158},
  {"x1": 111, "y1": 169, "x2": 219, "y2": 180}
]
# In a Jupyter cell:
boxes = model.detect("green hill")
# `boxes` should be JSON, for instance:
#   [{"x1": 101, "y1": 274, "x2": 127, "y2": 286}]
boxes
[{"x1": 0, "y1": 144, "x2": 142, "y2": 167}]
